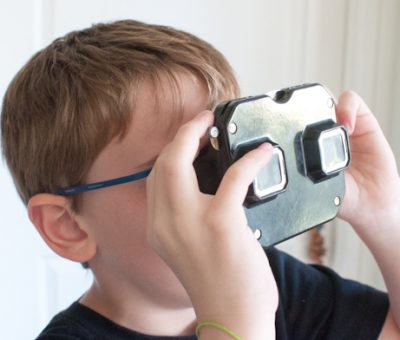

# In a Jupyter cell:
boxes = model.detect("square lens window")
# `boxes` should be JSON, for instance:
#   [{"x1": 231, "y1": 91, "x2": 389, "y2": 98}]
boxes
[
  {"x1": 254, "y1": 147, "x2": 287, "y2": 199},
  {"x1": 319, "y1": 128, "x2": 348, "y2": 174}
]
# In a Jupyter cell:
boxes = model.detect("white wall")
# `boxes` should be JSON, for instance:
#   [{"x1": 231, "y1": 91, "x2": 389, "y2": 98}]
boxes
[{"x1": 1, "y1": 1, "x2": 399, "y2": 339}]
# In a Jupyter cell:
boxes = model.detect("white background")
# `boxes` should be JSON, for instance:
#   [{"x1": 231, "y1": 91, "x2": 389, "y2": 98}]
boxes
[{"x1": 1, "y1": 1, "x2": 399, "y2": 339}]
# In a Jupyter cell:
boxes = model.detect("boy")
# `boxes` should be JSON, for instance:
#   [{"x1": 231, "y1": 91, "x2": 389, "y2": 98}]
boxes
[{"x1": 1, "y1": 20, "x2": 399, "y2": 339}]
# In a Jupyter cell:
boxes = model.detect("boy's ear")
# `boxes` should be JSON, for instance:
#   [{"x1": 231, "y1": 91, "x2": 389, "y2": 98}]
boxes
[{"x1": 28, "y1": 194, "x2": 96, "y2": 263}]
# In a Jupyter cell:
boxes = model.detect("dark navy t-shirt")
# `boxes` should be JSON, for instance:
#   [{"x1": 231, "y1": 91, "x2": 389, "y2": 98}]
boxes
[{"x1": 37, "y1": 248, "x2": 389, "y2": 339}]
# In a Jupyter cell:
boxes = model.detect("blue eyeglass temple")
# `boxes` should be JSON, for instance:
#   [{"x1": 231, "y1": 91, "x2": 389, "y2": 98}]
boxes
[{"x1": 57, "y1": 168, "x2": 152, "y2": 196}]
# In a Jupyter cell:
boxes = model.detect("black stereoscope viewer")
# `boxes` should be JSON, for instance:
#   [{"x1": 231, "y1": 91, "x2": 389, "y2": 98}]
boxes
[{"x1": 194, "y1": 83, "x2": 351, "y2": 247}]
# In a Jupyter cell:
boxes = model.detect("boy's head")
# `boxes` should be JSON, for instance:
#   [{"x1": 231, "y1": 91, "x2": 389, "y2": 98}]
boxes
[
  {"x1": 1, "y1": 20, "x2": 239, "y2": 305},
  {"x1": 1, "y1": 19, "x2": 239, "y2": 212}
]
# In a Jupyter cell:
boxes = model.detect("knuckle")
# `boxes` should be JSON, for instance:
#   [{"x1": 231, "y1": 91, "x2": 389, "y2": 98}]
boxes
[
  {"x1": 225, "y1": 165, "x2": 245, "y2": 184},
  {"x1": 154, "y1": 145, "x2": 170, "y2": 165},
  {"x1": 203, "y1": 214, "x2": 226, "y2": 238},
  {"x1": 177, "y1": 123, "x2": 195, "y2": 139},
  {"x1": 155, "y1": 152, "x2": 183, "y2": 178},
  {"x1": 341, "y1": 90, "x2": 361, "y2": 104}
]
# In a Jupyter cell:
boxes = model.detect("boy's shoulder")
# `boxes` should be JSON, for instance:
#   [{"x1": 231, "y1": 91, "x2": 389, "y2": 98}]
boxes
[
  {"x1": 266, "y1": 247, "x2": 388, "y2": 339},
  {"x1": 36, "y1": 302, "x2": 96, "y2": 340},
  {"x1": 36, "y1": 301, "x2": 197, "y2": 340}
]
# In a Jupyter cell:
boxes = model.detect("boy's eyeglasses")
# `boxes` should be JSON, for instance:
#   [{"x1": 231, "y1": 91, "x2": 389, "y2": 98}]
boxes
[{"x1": 56, "y1": 168, "x2": 152, "y2": 196}]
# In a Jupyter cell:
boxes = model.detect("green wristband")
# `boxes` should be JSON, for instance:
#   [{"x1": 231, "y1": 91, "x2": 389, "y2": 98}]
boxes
[{"x1": 196, "y1": 321, "x2": 241, "y2": 340}]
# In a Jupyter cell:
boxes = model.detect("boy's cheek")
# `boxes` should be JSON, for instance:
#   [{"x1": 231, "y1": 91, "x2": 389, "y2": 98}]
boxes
[{"x1": 80, "y1": 186, "x2": 148, "y2": 247}]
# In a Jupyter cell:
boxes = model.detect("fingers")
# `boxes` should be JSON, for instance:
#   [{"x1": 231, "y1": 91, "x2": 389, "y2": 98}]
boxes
[
  {"x1": 336, "y1": 90, "x2": 378, "y2": 136},
  {"x1": 166, "y1": 110, "x2": 214, "y2": 166},
  {"x1": 154, "y1": 110, "x2": 214, "y2": 183},
  {"x1": 335, "y1": 91, "x2": 359, "y2": 134},
  {"x1": 147, "y1": 110, "x2": 214, "y2": 206},
  {"x1": 215, "y1": 143, "x2": 274, "y2": 210},
  {"x1": 150, "y1": 110, "x2": 274, "y2": 216}
]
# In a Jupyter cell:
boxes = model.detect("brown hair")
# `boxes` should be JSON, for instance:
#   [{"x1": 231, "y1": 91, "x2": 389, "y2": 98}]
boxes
[{"x1": 1, "y1": 19, "x2": 239, "y2": 211}]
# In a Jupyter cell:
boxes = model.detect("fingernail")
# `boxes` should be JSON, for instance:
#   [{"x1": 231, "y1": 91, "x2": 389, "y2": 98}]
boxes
[
  {"x1": 343, "y1": 122, "x2": 352, "y2": 134},
  {"x1": 258, "y1": 143, "x2": 273, "y2": 151}
]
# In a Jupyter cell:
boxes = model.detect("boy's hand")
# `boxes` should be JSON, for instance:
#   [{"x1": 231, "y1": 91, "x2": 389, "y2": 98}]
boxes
[
  {"x1": 146, "y1": 110, "x2": 278, "y2": 339},
  {"x1": 336, "y1": 91, "x2": 400, "y2": 235},
  {"x1": 336, "y1": 92, "x2": 400, "y2": 337}
]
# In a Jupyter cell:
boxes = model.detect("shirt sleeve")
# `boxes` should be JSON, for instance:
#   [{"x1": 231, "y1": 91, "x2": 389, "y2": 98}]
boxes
[{"x1": 265, "y1": 247, "x2": 389, "y2": 340}]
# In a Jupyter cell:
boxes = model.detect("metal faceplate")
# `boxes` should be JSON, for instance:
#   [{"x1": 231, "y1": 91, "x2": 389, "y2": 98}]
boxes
[{"x1": 217, "y1": 84, "x2": 345, "y2": 247}]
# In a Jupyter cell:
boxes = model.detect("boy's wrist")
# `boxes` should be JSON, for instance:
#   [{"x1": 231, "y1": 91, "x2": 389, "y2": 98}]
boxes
[
  {"x1": 346, "y1": 179, "x2": 400, "y2": 240},
  {"x1": 349, "y1": 201, "x2": 400, "y2": 252},
  {"x1": 195, "y1": 314, "x2": 276, "y2": 340},
  {"x1": 193, "y1": 295, "x2": 277, "y2": 339}
]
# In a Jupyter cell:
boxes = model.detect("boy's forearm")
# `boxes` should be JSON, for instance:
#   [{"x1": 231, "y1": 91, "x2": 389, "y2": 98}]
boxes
[{"x1": 351, "y1": 207, "x2": 400, "y2": 329}]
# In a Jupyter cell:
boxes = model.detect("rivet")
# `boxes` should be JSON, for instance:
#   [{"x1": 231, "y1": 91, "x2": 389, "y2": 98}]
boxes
[
  {"x1": 254, "y1": 228, "x2": 262, "y2": 240},
  {"x1": 228, "y1": 122, "x2": 237, "y2": 134},
  {"x1": 207, "y1": 126, "x2": 219, "y2": 138},
  {"x1": 334, "y1": 196, "x2": 341, "y2": 206}
]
